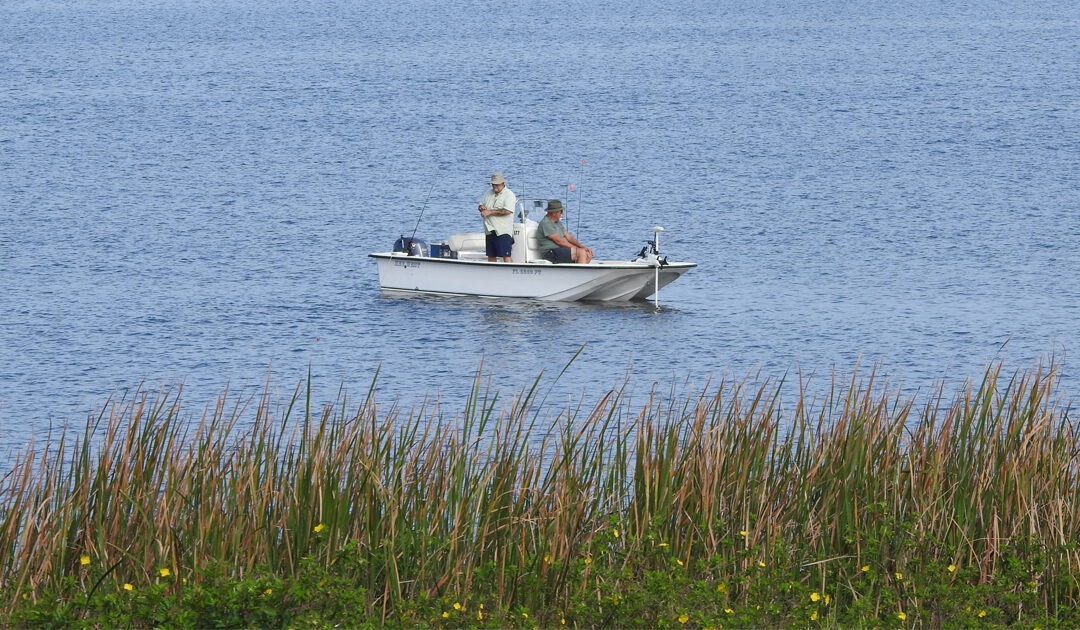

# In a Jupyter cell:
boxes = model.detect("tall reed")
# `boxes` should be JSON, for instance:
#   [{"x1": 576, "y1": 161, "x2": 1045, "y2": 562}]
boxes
[{"x1": 1, "y1": 361, "x2": 1076, "y2": 623}]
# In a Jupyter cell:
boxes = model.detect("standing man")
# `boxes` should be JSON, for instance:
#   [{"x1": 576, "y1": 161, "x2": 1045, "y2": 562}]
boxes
[
  {"x1": 478, "y1": 172, "x2": 517, "y2": 262},
  {"x1": 536, "y1": 199, "x2": 593, "y2": 263}
]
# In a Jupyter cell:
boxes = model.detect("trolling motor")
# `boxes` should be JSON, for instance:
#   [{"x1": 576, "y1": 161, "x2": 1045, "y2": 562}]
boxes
[
  {"x1": 635, "y1": 226, "x2": 668, "y2": 267},
  {"x1": 631, "y1": 226, "x2": 670, "y2": 307}
]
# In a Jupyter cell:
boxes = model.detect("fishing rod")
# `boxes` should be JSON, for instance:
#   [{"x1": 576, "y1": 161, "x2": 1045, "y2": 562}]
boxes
[
  {"x1": 576, "y1": 158, "x2": 585, "y2": 236},
  {"x1": 410, "y1": 182, "x2": 436, "y2": 242},
  {"x1": 402, "y1": 182, "x2": 436, "y2": 255}
]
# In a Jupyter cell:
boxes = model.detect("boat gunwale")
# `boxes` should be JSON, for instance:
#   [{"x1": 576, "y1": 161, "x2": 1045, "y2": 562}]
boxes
[{"x1": 368, "y1": 252, "x2": 697, "y2": 270}]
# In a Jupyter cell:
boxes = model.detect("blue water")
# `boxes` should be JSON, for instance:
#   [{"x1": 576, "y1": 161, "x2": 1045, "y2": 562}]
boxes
[{"x1": 2, "y1": 0, "x2": 1079, "y2": 459}]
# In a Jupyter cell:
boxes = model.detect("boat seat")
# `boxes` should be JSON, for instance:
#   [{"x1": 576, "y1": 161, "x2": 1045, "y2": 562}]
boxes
[
  {"x1": 448, "y1": 232, "x2": 486, "y2": 252},
  {"x1": 449, "y1": 225, "x2": 546, "y2": 262},
  {"x1": 512, "y1": 220, "x2": 546, "y2": 263},
  {"x1": 523, "y1": 224, "x2": 542, "y2": 253}
]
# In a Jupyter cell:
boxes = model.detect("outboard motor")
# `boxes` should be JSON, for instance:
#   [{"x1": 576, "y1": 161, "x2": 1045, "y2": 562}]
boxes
[{"x1": 393, "y1": 235, "x2": 428, "y2": 257}]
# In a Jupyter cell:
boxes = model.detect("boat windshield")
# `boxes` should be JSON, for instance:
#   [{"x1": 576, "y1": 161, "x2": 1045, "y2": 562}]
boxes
[{"x1": 516, "y1": 198, "x2": 549, "y2": 222}]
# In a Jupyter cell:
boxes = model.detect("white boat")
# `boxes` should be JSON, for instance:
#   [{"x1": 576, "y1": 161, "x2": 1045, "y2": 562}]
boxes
[{"x1": 370, "y1": 199, "x2": 696, "y2": 302}]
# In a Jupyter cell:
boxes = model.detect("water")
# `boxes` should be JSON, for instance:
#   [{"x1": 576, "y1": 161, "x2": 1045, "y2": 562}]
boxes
[{"x1": 2, "y1": 0, "x2": 1079, "y2": 460}]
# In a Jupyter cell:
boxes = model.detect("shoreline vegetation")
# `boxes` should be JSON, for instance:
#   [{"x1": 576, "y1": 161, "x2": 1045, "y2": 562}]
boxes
[{"x1": 1, "y1": 361, "x2": 1077, "y2": 628}]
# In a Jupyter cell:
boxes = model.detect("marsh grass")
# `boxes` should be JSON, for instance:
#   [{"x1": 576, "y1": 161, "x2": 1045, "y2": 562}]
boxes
[{"x1": 1, "y1": 360, "x2": 1078, "y2": 627}]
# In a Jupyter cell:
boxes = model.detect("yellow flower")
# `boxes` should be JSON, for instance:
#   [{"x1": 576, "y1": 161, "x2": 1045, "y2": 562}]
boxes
[
  {"x1": 123, "y1": 583, "x2": 134, "y2": 591},
  {"x1": 585, "y1": 557, "x2": 592, "y2": 565},
  {"x1": 442, "y1": 612, "x2": 449, "y2": 618},
  {"x1": 676, "y1": 559, "x2": 684, "y2": 566},
  {"x1": 811, "y1": 592, "x2": 821, "y2": 602},
  {"x1": 678, "y1": 613, "x2": 689, "y2": 624},
  {"x1": 811, "y1": 610, "x2": 818, "y2": 621},
  {"x1": 757, "y1": 560, "x2": 765, "y2": 567},
  {"x1": 861, "y1": 565, "x2": 869, "y2": 572},
  {"x1": 895, "y1": 572, "x2": 903, "y2": 580},
  {"x1": 613, "y1": 529, "x2": 619, "y2": 538},
  {"x1": 948, "y1": 564, "x2": 957, "y2": 572},
  {"x1": 544, "y1": 554, "x2": 552, "y2": 563},
  {"x1": 739, "y1": 530, "x2": 748, "y2": 537},
  {"x1": 724, "y1": 608, "x2": 734, "y2": 614},
  {"x1": 314, "y1": 523, "x2": 325, "y2": 533},
  {"x1": 453, "y1": 602, "x2": 462, "y2": 610},
  {"x1": 824, "y1": 594, "x2": 831, "y2": 606},
  {"x1": 717, "y1": 583, "x2": 727, "y2": 592},
  {"x1": 264, "y1": 588, "x2": 272, "y2": 595},
  {"x1": 561, "y1": 617, "x2": 566, "y2": 625},
  {"x1": 477, "y1": 610, "x2": 483, "y2": 620},
  {"x1": 523, "y1": 612, "x2": 528, "y2": 619},
  {"x1": 658, "y1": 542, "x2": 669, "y2": 548},
  {"x1": 978, "y1": 610, "x2": 986, "y2": 618},
  {"x1": 897, "y1": 611, "x2": 907, "y2": 621},
  {"x1": 158, "y1": 568, "x2": 171, "y2": 577},
  {"x1": 80, "y1": 555, "x2": 90, "y2": 566}
]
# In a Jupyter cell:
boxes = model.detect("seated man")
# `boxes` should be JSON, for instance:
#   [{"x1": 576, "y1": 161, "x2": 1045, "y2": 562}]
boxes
[{"x1": 536, "y1": 200, "x2": 593, "y2": 263}]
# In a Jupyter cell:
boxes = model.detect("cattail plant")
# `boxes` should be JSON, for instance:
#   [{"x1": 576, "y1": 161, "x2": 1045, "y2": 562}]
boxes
[{"x1": 1, "y1": 360, "x2": 1076, "y2": 623}]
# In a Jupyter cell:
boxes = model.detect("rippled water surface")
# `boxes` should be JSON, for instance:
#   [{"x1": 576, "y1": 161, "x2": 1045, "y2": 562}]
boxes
[{"x1": 2, "y1": 0, "x2": 1079, "y2": 459}]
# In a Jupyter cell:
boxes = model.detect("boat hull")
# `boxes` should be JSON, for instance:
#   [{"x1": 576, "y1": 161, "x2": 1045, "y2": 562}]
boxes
[{"x1": 369, "y1": 253, "x2": 696, "y2": 301}]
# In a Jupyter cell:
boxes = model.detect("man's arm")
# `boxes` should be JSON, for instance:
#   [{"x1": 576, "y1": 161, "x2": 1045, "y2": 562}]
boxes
[
  {"x1": 564, "y1": 231, "x2": 591, "y2": 249},
  {"x1": 563, "y1": 232, "x2": 594, "y2": 258},
  {"x1": 547, "y1": 232, "x2": 573, "y2": 248},
  {"x1": 481, "y1": 192, "x2": 514, "y2": 217}
]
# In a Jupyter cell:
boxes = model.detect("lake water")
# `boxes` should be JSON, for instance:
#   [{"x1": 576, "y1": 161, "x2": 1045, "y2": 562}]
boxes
[{"x1": 2, "y1": 0, "x2": 1078, "y2": 461}]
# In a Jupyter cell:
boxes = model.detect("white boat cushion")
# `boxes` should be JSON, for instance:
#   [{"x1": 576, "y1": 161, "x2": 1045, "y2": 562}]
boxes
[
  {"x1": 523, "y1": 221, "x2": 541, "y2": 252},
  {"x1": 448, "y1": 232, "x2": 486, "y2": 252}
]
